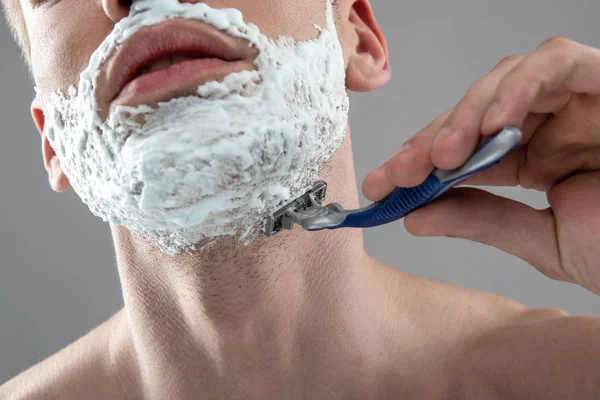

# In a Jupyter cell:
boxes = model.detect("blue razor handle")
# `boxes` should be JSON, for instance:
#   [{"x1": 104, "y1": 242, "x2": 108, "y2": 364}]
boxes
[{"x1": 300, "y1": 126, "x2": 523, "y2": 231}]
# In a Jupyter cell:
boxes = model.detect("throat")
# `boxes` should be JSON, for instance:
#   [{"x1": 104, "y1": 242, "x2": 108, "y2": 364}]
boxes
[
  {"x1": 113, "y1": 223, "x2": 376, "y2": 397},
  {"x1": 115, "y1": 222, "x2": 368, "y2": 333}
]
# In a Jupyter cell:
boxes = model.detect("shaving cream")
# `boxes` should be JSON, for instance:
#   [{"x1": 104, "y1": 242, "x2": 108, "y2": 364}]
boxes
[{"x1": 39, "y1": 0, "x2": 349, "y2": 255}]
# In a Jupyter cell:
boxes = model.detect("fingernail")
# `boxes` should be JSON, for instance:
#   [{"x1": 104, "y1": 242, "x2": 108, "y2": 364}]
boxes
[
  {"x1": 484, "y1": 102, "x2": 503, "y2": 125},
  {"x1": 434, "y1": 127, "x2": 454, "y2": 146}
]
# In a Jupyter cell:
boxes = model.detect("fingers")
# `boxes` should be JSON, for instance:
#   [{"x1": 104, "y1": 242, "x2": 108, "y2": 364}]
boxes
[
  {"x1": 520, "y1": 96, "x2": 600, "y2": 191},
  {"x1": 430, "y1": 55, "x2": 524, "y2": 170},
  {"x1": 363, "y1": 110, "x2": 549, "y2": 199},
  {"x1": 545, "y1": 172, "x2": 600, "y2": 293},
  {"x1": 481, "y1": 37, "x2": 600, "y2": 135},
  {"x1": 365, "y1": 37, "x2": 600, "y2": 201},
  {"x1": 362, "y1": 109, "x2": 451, "y2": 201},
  {"x1": 459, "y1": 145, "x2": 526, "y2": 187},
  {"x1": 460, "y1": 112, "x2": 550, "y2": 187},
  {"x1": 403, "y1": 187, "x2": 569, "y2": 282}
]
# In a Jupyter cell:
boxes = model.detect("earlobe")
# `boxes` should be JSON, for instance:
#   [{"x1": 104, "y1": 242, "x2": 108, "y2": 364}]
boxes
[
  {"x1": 345, "y1": 0, "x2": 391, "y2": 92},
  {"x1": 31, "y1": 98, "x2": 70, "y2": 193}
]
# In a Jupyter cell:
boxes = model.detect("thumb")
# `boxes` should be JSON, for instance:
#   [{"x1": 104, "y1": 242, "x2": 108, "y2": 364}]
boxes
[{"x1": 404, "y1": 187, "x2": 568, "y2": 282}]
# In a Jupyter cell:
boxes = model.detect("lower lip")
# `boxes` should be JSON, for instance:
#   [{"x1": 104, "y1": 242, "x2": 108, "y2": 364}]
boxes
[{"x1": 112, "y1": 58, "x2": 253, "y2": 108}]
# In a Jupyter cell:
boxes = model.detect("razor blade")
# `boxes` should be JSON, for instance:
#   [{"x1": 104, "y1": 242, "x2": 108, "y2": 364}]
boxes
[
  {"x1": 263, "y1": 181, "x2": 328, "y2": 237},
  {"x1": 263, "y1": 126, "x2": 523, "y2": 237}
]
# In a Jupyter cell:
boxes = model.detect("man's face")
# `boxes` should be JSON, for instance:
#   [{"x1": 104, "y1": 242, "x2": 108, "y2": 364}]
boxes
[
  {"x1": 17, "y1": 0, "x2": 389, "y2": 255},
  {"x1": 22, "y1": 0, "x2": 344, "y2": 100}
]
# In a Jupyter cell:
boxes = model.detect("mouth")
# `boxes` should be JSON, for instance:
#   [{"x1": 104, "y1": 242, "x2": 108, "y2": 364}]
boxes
[{"x1": 104, "y1": 19, "x2": 258, "y2": 110}]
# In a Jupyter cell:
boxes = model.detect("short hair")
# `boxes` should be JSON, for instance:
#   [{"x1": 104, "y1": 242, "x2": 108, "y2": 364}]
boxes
[{"x1": 1, "y1": 0, "x2": 31, "y2": 69}]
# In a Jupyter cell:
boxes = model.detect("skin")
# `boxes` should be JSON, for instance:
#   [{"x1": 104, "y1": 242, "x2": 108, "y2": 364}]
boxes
[{"x1": 2, "y1": 0, "x2": 600, "y2": 398}]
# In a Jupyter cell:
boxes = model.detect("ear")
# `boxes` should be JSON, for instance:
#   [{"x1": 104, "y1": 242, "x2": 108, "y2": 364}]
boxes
[
  {"x1": 31, "y1": 98, "x2": 70, "y2": 193},
  {"x1": 344, "y1": 0, "x2": 391, "y2": 92}
]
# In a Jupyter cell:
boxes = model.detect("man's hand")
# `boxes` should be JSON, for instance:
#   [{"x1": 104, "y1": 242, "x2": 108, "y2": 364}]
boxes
[{"x1": 362, "y1": 37, "x2": 600, "y2": 295}]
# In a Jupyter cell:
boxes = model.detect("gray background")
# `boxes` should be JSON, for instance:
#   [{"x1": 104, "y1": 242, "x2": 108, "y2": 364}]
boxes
[{"x1": 1, "y1": 0, "x2": 599, "y2": 383}]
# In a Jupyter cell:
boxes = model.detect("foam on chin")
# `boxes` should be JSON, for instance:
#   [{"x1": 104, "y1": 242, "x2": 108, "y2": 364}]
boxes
[{"x1": 39, "y1": 0, "x2": 349, "y2": 255}]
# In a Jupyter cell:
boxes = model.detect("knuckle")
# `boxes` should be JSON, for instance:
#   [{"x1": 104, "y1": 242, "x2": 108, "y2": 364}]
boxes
[
  {"x1": 496, "y1": 68, "x2": 539, "y2": 105},
  {"x1": 430, "y1": 109, "x2": 453, "y2": 127},
  {"x1": 495, "y1": 54, "x2": 525, "y2": 69},
  {"x1": 539, "y1": 36, "x2": 577, "y2": 65},
  {"x1": 438, "y1": 108, "x2": 454, "y2": 121},
  {"x1": 444, "y1": 105, "x2": 480, "y2": 131},
  {"x1": 416, "y1": 109, "x2": 453, "y2": 143},
  {"x1": 462, "y1": 75, "x2": 489, "y2": 100},
  {"x1": 541, "y1": 307, "x2": 570, "y2": 318},
  {"x1": 539, "y1": 36, "x2": 572, "y2": 51},
  {"x1": 384, "y1": 160, "x2": 406, "y2": 185}
]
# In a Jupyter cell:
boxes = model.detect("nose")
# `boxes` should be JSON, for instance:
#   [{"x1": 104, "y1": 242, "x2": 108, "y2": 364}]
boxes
[{"x1": 102, "y1": 0, "x2": 132, "y2": 23}]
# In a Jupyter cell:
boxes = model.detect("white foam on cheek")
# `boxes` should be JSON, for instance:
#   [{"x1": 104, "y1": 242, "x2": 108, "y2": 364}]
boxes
[{"x1": 40, "y1": 0, "x2": 349, "y2": 255}]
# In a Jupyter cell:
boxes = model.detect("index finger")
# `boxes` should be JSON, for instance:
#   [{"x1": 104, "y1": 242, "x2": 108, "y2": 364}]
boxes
[{"x1": 481, "y1": 37, "x2": 600, "y2": 135}]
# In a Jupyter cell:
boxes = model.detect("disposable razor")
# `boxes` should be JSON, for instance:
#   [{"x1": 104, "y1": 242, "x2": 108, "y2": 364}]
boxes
[{"x1": 263, "y1": 126, "x2": 523, "y2": 237}]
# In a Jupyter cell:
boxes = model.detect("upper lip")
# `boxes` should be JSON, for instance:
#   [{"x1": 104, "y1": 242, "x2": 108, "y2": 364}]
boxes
[{"x1": 102, "y1": 19, "x2": 257, "y2": 106}]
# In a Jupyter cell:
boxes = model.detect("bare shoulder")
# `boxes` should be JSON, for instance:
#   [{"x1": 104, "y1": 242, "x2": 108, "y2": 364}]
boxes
[
  {"x1": 375, "y1": 257, "x2": 565, "y2": 341},
  {"x1": 374, "y1": 258, "x2": 600, "y2": 399},
  {"x1": 371, "y1": 256, "x2": 569, "y2": 367},
  {"x1": 0, "y1": 309, "x2": 139, "y2": 400}
]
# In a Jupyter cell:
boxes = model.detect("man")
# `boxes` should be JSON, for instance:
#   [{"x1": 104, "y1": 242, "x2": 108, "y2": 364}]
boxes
[{"x1": 2, "y1": 0, "x2": 600, "y2": 399}]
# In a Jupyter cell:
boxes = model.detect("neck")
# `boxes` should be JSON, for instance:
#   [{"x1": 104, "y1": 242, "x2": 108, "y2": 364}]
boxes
[{"x1": 110, "y1": 131, "x2": 389, "y2": 398}]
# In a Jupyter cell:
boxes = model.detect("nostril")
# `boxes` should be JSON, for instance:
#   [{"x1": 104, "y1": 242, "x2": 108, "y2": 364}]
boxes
[{"x1": 103, "y1": 0, "x2": 132, "y2": 23}]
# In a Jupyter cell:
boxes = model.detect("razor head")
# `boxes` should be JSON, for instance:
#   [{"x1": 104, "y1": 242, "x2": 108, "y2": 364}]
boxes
[{"x1": 263, "y1": 181, "x2": 328, "y2": 237}]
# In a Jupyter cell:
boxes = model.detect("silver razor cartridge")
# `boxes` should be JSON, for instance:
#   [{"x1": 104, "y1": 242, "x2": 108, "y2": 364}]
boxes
[{"x1": 263, "y1": 182, "x2": 328, "y2": 237}]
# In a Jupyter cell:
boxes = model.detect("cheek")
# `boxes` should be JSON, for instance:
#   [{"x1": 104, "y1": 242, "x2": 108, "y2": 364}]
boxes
[{"x1": 29, "y1": 2, "x2": 114, "y2": 95}]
